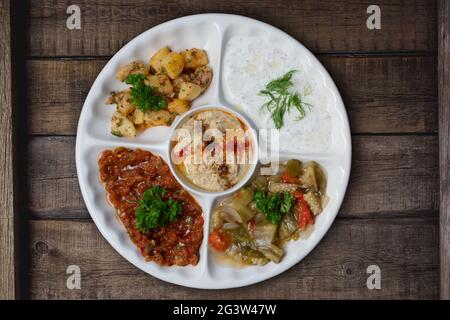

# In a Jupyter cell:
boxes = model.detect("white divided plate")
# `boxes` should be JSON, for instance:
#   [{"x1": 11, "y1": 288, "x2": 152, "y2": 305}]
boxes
[{"x1": 76, "y1": 14, "x2": 351, "y2": 289}]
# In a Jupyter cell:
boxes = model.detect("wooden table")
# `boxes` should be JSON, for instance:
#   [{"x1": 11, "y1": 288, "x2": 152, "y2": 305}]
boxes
[{"x1": 1, "y1": 0, "x2": 449, "y2": 299}]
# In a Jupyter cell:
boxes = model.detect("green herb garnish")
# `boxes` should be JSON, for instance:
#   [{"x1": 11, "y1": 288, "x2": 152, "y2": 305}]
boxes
[
  {"x1": 125, "y1": 74, "x2": 166, "y2": 112},
  {"x1": 253, "y1": 190, "x2": 295, "y2": 224},
  {"x1": 135, "y1": 186, "x2": 182, "y2": 232},
  {"x1": 259, "y1": 70, "x2": 312, "y2": 129}
]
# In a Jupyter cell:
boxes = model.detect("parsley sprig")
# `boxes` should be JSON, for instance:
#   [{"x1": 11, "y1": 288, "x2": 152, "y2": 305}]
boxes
[
  {"x1": 259, "y1": 70, "x2": 312, "y2": 129},
  {"x1": 135, "y1": 186, "x2": 182, "y2": 232},
  {"x1": 253, "y1": 190, "x2": 295, "y2": 224},
  {"x1": 125, "y1": 74, "x2": 166, "y2": 112}
]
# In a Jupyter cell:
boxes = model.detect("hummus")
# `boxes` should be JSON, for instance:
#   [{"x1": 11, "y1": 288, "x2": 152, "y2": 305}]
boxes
[{"x1": 172, "y1": 109, "x2": 253, "y2": 192}]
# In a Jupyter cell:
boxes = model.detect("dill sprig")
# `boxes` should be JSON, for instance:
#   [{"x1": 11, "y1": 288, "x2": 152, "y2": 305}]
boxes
[{"x1": 259, "y1": 70, "x2": 312, "y2": 129}]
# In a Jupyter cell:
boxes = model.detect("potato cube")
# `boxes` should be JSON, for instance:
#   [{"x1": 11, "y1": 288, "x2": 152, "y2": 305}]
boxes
[
  {"x1": 114, "y1": 90, "x2": 135, "y2": 115},
  {"x1": 132, "y1": 109, "x2": 145, "y2": 125},
  {"x1": 116, "y1": 61, "x2": 148, "y2": 81},
  {"x1": 144, "y1": 110, "x2": 174, "y2": 127},
  {"x1": 181, "y1": 48, "x2": 208, "y2": 69},
  {"x1": 161, "y1": 52, "x2": 184, "y2": 79},
  {"x1": 111, "y1": 111, "x2": 136, "y2": 137},
  {"x1": 178, "y1": 82, "x2": 203, "y2": 101},
  {"x1": 145, "y1": 74, "x2": 174, "y2": 96},
  {"x1": 167, "y1": 98, "x2": 191, "y2": 115},
  {"x1": 149, "y1": 47, "x2": 171, "y2": 74}
]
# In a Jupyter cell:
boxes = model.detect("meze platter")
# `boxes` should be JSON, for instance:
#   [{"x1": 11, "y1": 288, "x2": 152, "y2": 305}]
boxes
[{"x1": 76, "y1": 14, "x2": 351, "y2": 289}]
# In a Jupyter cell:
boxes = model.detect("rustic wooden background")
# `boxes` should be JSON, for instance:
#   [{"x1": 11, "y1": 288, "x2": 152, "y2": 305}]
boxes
[
  {"x1": 2, "y1": 0, "x2": 445, "y2": 299},
  {"x1": 438, "y1": 0, "x2": 450, "y2": 299}
]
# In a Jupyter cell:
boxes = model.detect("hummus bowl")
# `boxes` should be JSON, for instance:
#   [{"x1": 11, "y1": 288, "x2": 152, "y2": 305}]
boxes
[
  {"x1": 167, "y1": 105, "x2": 259, "y2": 196},
  {"x1": 76, "y1": 14, "x2": 351, "y2": 289}
]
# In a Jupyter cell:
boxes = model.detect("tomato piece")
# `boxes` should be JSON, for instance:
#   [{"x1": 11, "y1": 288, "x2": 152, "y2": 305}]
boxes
[
  {"x1": 293, "y1": 190, "x2": 303, "y2": 199},
  {"x1": 296, "y1": 194, "x2": 314, "y2": 228},
  {"x1": 208, "y1": 230, "x2": 231, "y2": 251},
  {"x1": 247, "y1": 219, "x2": 256, "y2": 235},
  {"x1": 281, "y1": 171, "x2": 299, "y2": 184}
]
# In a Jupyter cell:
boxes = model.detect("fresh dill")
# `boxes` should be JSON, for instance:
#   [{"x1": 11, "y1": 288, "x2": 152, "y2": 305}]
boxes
[{"x1": 258, "y1": 70, "x2": 312, "y2": 129}]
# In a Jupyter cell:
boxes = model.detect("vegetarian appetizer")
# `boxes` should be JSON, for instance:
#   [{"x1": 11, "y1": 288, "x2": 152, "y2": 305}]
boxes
[
  {"x1": 171, "y1": 109, "x2": 254, "y2": 192},
  {"x1": 106, "y1": 47, "x2": 212, "y2": 137},
  {"x1": 209, "y1": 159, "x2": 326, "y2": 265},
  {"x1": 223, "y1": 36, "x2": 332, "y2": 153},
  {"x1": 98, "y1": 147, "x2": 204, "y2": 266}
]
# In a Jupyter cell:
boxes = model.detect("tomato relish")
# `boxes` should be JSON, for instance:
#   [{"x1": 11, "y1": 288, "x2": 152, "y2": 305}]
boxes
[{"x1": 98, "y1": 147, "x2": 203, "y2": 266}]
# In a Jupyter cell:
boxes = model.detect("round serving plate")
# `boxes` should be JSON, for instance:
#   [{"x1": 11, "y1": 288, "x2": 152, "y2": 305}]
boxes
[{"x1": 76, "y1": 14, "x2": 351, "y2": 289}]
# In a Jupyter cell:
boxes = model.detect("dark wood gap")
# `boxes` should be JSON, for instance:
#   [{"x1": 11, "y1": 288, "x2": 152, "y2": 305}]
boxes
[
  {"x1": 26, "y1": 51, "x2": 437, "y2": 61},
  {"x1": 28, "y1": 210, "x2": 440, "y2": 222}
]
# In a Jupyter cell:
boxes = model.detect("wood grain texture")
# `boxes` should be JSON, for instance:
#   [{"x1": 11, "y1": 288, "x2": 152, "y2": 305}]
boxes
[
  {"x1": 28, "y1": 218, "x2": 439, "y2": 299},
  {"x1": 27, "y1": 55, "x2": 438, "y2": 136},
  {"x1": 28, "y1": 0, "x2": 436, "y2": 57},
  {"x1": 27, "y1": 135, "x2": 439, "y2": 219},
  {"x1": 0, "y1": 0, "x2": 17, "y2": 299},
  {"x1": 438, "y1": 0, "x2": 450, "y2": 300}
]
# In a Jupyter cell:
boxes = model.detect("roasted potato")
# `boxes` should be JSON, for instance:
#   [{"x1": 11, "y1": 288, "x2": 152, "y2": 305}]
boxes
[
  {"x1": 193, "y1": 66, "x2": 212, "y2": 88},
  {"x1": 144, "y1": 110, "x2": 174, "y2": 127},
  {"x1": 105, "y1": 92, "x2": 117, "y2": 105},
  {"x1": 149, "y1": 46, "x2": 171, "y2": 74},
  {"x1": 109, "y1": 46, "x2": 213, "y2": 137},
  {"x1": 161, "y1": 52, "x2": 184, "y2": 79},
  {"x1": 145, "y1": 74, "x2": 174, "y2": 96},
  {"x1": 131, "y1": 109, "x2": 145, "y2": 125},
  {"x1": 171, "y1": 73, "x2": 190, "y2": 94},
  {"x1": 111, "y1": 111, "x2": 136, "y2": 137},
  {"x1": 116, "y1": 61, "x2": 148, "y2": 81},
  {"x1": 111, "y1": 90, "x2": 135, "y2": 115},
  {"x1": 178, "y1": 82, "x2": 203, "y2": 101},
  {"x1": 171, "y1": 77, "x2": 184, "y2": 94},
  {"x1": 181, "y1": 48, "x2": 208, "y2": 69},
  {"x1": 167, "y1": 98, "x2": 191, "y2": 115}
]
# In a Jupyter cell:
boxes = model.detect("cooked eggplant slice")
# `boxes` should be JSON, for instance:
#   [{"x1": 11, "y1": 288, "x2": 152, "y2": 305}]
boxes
[{"x1": 209, "y1": 159, "x2": 328, "y2": 266}]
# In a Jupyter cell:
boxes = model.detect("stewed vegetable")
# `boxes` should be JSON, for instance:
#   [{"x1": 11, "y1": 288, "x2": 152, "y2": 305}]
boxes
[{"x1": 209, "y1": 159, "x2": 327, "y2": 266}]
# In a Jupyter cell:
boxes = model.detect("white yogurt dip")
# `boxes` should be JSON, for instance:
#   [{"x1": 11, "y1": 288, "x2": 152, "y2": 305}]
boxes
[{"x1": 223, "y1": 36, "x2": 332, "y2": 153}]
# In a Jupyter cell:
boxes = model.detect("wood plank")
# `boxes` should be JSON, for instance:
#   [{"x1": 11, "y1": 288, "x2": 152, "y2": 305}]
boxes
[
  {"x1": 321, "y1": 55, "x2": 437, "y2": 134},
  {"x1": 438, "y1": 0, "x2": 450, "y2": 300},
  {"x1": 27, "y1": 56, "x2": 438, "y2": 136},
  {"x1": 28, "y1": 0, "x2": 436, "y2": 57},
  {"x1": 27, "y1": 60, "x2": 105, "y2": 136},
  {"x1": 28, "y1": 218, "x2": 439, "y2": 299},
  {"x1": 27, "y1": 135, "x2": 439, "y2": 219},
  {"x1": 0, "y1": 0, "x2": 17, "y2": 299}
]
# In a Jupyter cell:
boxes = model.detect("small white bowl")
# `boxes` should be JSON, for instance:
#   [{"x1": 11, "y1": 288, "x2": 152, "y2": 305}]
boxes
[{"x1": 166, "y1": 104, "x2": 259, "y2": 197}]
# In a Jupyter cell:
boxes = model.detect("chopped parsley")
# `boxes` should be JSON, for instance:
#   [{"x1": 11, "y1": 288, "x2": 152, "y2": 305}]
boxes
[
  {"x1": 124, "y1": 74, "x2": 166, "y2": 112},
  {"x1": 253, "y1": 190, "x2": 295, "y2": 224},
  {"x1": 135, "y1": 186, "x2": 182, "y2": 232},
  {"x1": 259, "y1": 70, "x2": 312, "y2": 129}
]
